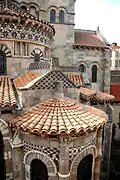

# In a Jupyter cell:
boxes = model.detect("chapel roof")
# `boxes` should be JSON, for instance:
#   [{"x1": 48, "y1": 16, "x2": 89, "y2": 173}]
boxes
[
  {"x1": 14, "y1": 70, "x2": 83, "y2": 90},
  {"x1": 66, "y1": 73, "x2": 84, "y2": 87},
  {"x1": 0, "y1": 76, "x2": 17, "y2": 109},
  {"x1": 74, "y1": 29, "x2": 110, "y2": 49},
  {"x1": 14, "y1": 72, "x2": 40, "y2": 89},
  {"x1": 79, "y1": 87, "x2": 115, "y2": 103},
  {"x1": 9, "y1": 98, "x2": 108, "y2": 138}
]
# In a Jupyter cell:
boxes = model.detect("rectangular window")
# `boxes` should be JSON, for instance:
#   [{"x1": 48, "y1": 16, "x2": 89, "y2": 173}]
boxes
[
  {"x1": 115, "y1": 60, "x2": 118, "y2": 67},
  {"x1": 23, "y1": 42, "x2": 26, "y2": 56},
  {"x1": 14, "y1": 42, "x2": 20, "y2": 55},
  {"x1": 14, "y1": 42, "x2": 29, "y2": 56}
]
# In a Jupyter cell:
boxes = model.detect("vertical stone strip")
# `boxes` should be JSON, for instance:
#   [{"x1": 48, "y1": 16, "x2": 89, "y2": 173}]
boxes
[
  {"x1": 94, "y1": 127, "x2": 102, "y2": 180},
  {"x1": 59, "y1": 141, "x2": 69, "y2": 180},
  {"x1": 12, "y1": 146, "x2": 25, "y2": 180}
]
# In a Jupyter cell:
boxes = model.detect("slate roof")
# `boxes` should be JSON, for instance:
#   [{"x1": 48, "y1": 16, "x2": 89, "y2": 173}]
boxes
[
  {"x1": 74, "y1": 29, "x2": 110, "y2": 49},
  {"x1": 0, "y1": 76, "x2": 17, "y2": 109},
  {"x1": 9, "y1": 98, "x2": 107, "y2": 138},
  {"x1": 79, "y1": 87, "x2": 115, "y2": 102}
]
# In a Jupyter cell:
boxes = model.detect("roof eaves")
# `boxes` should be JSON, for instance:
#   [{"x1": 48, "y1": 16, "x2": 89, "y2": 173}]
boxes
[{"x1": 18, "y1": 70, "x2": 51, "y2": 90}]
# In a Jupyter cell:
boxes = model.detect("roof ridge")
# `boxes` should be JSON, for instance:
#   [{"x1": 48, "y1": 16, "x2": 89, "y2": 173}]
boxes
[{"x1": 75, "y1": 29, "x2": 96, "y2": 34}]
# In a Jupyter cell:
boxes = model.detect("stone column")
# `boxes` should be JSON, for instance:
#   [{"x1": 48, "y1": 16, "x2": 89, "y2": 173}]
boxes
[
  {"x1": 59, "y1": 140, "x2": 70, "y2": 180},
  {"x1": 94, "y1": 128, "x2": 102, "y2": 180},
  {"x1": 11, "y1": 132, "x2": 24, "y2": 180}
]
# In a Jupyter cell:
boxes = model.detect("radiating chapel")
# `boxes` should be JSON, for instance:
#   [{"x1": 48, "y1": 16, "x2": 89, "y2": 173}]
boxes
[{"x1": 0, "y1": 0, "x2": 114, "y2": 180}]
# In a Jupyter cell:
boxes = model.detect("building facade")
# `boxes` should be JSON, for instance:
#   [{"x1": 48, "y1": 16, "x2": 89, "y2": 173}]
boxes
[
  {"x1": 0, "y1": 0, "x2": 113, "y2": 180},
  {"x1": 0, "y1": 0, "x2": 111, "y2": 92}
]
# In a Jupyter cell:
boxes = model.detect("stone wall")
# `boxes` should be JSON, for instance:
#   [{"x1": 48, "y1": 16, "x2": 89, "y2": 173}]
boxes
[
  {"x1": 0, "y1": 39, "x2": 51, "y2": 77},
  {"x1": 22, "y1": 131, "x2": 98, "y2": 180},
  {"x1": 73, "y1": 48, "x2": 111, "y2": 92}
]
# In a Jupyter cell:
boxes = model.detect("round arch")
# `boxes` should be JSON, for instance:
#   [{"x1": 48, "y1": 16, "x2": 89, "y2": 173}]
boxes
[
  {"x1": 23, "y1": 150, "x2": 57, "y2": 179},
  {"x1": 47, "y1": 6, "x2": 58, "y2": 11},
  {"x1": 28, "y1": 3, "x2": 39, "y2": 11},
  {"x1": 70, "y1": 145, "x2": 97, "y2": 178},
  {"x1": 0, "y1": 44, "x2": 12, "y2": 58},
  {"x1": 30, "y1": 159, "x2": 48, "y2": 180},
  {"x1": 0, "y1": 119, "x2": 9, "y2": 137},
  {"x1": 30, "y1": 48, "x2": 44, "y2": 62},
  {"x1": 59, "y1": 6, "x2": 68, "y2": 13},
  {"x1": 90, "y1": 61, "x2": 99, "y2": 69},
  {"x1": 77, "y1": 61, "x2": 89, "y2": 68}
]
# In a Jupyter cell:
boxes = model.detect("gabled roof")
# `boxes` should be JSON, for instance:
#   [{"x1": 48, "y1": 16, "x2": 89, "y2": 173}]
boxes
[
  {"x1": 9, "y1": 98, "x2": 107, "y2": 138},
  {"x1": 0, "y1": 76, "x2": 17, "y2": 109},
  {"x1": 14, "y1": 72, "x2": 40, "y2": 88},
  {"x1": 74, "y1": 29, "x2": 110, "y2": 49},
  {"x1": 79, "y1": 87, "x2": 115, "y2": 103},
  {"x1": 17, "y1": 70, "x2": 80, "y2": 90},
  {"x1": 66, "y1": 73, "x2": 84, "y2": 87}
]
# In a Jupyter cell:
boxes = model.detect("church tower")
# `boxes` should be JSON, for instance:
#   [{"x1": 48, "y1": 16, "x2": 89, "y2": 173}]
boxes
[
  {"x1": 0, "y1": 0, "x2": 76, "y2": 67},
  {"x1": 44, "y1": 0, "x2": 76, "y2": 66}
]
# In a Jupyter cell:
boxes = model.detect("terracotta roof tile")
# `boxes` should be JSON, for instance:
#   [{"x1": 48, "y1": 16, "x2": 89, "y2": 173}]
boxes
[
  {"x1": 79, "y1": 87, "x2": 115, "y2": 102},
  {"x1": 66, "y1": 73, "x2": 84, "y2": 87},
  {"x1": 0, "y1": 76, "x2": 17, "y2": 109},
  {"x1": 95, "y1": 91, "x2": 115, "y2": 102},
  {"x1": 74, "y1": 30, "x2": 109, "y2": 48},
  {"x1": 14, "y1": 72, "x2": 40, "y2": 88},
  {"x1": 9, "y1": 98, "x2": 107, "y2": 137}
]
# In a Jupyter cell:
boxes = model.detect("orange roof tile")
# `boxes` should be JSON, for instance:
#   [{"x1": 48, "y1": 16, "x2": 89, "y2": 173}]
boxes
[
  {"x1": 0, "y1": 76, "x2": 17, "y2": 109},
  {"x1": 95, "y1": 91, "x2": 115, "y2": 102},
  {"x1": 9, "y1": 98, "x2": 107, "y2": 138},
  {"x1": 14, "y1": 72, "x2": 40, "y2": 88},
  {"x1": 66, "y1": 74, "x2": 84, "y2": 87},
  {"x1": 74, "y1": 30, "x2": 110, "y2": 49},
  {"x1": 79, "y1": 87, "x2": 115, "y2": 102}
]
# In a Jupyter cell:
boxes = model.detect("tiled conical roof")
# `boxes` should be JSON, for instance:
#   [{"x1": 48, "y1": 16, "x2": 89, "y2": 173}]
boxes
[{"x1": 9, "y1": 98, "x2": 108, "y2": 138}]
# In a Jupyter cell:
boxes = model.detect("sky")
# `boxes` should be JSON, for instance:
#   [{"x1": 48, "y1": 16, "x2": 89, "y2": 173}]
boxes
[{"x1": 75, "y1": 0, "x2": 120, "y2": 45}]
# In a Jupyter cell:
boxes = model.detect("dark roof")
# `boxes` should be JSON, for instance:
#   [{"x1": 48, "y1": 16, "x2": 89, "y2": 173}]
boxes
[{"x1": 74, "y1": 29, "x2": 110, "y2": 49}]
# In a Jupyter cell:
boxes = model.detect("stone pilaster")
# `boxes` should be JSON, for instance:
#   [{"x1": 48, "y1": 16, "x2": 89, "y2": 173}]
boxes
[
  {"x1": 94, "y1": 128, "x2": 102, "y2": 180},
  {"x1": 11, "y1": 132, "x2": 24, "y2": 180},
  {"x1": 59, "y1": 141, "x2": 70, "y2": 180}
]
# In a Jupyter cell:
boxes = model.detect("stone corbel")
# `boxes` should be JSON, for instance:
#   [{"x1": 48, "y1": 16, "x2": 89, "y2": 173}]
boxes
[{"x1": 10, "y1": 131, "x2": 24, "y2": 148}]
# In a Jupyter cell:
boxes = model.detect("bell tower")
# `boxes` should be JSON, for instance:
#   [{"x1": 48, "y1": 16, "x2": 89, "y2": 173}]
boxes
[{"x1": 45, "y1": 0, "x2": 76, "y2": 66}]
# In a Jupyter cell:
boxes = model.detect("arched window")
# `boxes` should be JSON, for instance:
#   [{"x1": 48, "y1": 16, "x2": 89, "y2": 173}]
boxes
[
  {"x1": 50, "y1": 9, "x2": 56, "y2": 23},
  {"x1": 59, "y1": 10, "x2": 65, "y2": 23},
  {"x1": 77, "y1": 154, "x2": 93, "y2": 180},
  {"x1": 0, "y1": 51, "x2": 6, "y2": 75},
  {"x1": 20, "y1": 5, "x2": 27, "y2": 13},
  {"x1": 79, "y1": 64, "x2": 86, "y2": 73},
  {"x1": 92, "y1": 65, "x2": 97, "y2": 83},
  {"x1": 0, "y1": 131, "x2": 5, "y2": 179},
  {"x1": 30, "y1": 159, "x2": 48, "y2": 180},
  {"x1": 30, "y1": 6, "x2": 37, "y2": 17}
]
